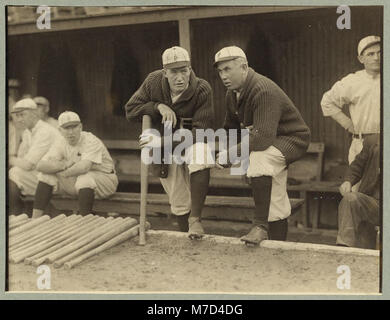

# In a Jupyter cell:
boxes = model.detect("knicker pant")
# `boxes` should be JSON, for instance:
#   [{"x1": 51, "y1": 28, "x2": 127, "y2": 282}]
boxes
[
  {"x1": 9, "y1": 166, "x2": 39, "y2": 196},
  {"x1": 160, "y1": 142, "x2": 214, "y2": 216},
  {"x1": 38, "y1": 171, "x2": 118, "y2": 199}
]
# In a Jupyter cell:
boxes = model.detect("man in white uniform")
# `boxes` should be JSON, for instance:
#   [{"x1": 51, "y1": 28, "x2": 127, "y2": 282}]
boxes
[
  {"x1": 33, "y1": 96, "x2": 59, "y2": 128},
  {"x1": 32, "y1": 111, "x2": 118, "y2": 218},
  {"x1": 8, "y1": 98, "x2": 61, "y2": 215},
  {"x1": 321, "y1": 35, "x2": 380, "y2": 164}
]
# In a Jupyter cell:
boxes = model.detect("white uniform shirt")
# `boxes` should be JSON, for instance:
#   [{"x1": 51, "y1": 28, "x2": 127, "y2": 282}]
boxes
[
  {"x1": 321, "y1": 69, "x2": 380, "y2": 134},
  {"x1": 43, "y1": 131, "x2": 115, "y2": 174},
  {"x1": 45, "y1": 117, "x2": 59, "y2": 128},
  {"x1": 17, "y1": 120, "x2": 61, "y2": 166}
]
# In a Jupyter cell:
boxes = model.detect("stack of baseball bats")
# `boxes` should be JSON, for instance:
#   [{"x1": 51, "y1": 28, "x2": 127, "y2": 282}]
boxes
[{"x1": 8, "y1": 214, "x2": 150, "y2": 269}]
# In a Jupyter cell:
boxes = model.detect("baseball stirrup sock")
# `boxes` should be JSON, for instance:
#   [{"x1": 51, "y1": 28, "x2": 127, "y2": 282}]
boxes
[
  {"x1": 78, "y1": 188, "x2": 95, "y2": 215},
  {"x1": 33, "y1": 182, "x2": 54, "y2": 211},
  {"x1": 176, "y1": 212, "x2": 190, "y2": 232},
  {"x1": 250, "y1": 176, "x2": 272, "y2": 229},
  {"x1": 268, "y1": 218, "x2": 288, "y2": 241},
  {"x1": 189, "y1": 169, "x2": 210, "y2": 219},
  {"x1": 8, "y1": 180, "x2": 24, "y2": 215}
]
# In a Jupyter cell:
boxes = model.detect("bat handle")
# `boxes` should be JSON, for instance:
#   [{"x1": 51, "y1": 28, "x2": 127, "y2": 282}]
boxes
[{"x1": 139, "y1": 115, "x2": 152, "y2": 246}]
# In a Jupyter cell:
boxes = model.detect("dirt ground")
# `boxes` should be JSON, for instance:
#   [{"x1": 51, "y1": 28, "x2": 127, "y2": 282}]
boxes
[{"x1": 8, "y1": 232, "x2": 380, "y2": 294}]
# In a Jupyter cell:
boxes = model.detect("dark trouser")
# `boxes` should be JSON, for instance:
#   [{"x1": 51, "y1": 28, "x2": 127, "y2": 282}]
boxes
[
  {"x1": 8, "y1": 180, "x2": 25, "y2": 215},
  {"x1": 337, "y1": 192, "x2": 379, "y2": 248}
]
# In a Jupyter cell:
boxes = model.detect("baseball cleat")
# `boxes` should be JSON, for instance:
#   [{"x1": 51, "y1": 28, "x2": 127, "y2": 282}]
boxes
[
  {"x1": 240, "y1": 226, "x2": 268, "y2": 246},
  {"x1": 188, "y1": 217, "x2": 204, "y2": 240}
]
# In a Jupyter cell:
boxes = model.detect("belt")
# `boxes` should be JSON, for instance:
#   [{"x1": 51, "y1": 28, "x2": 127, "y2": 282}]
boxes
[{"x1": 352, "y1": 133, "x2": 377, "y2": 139}]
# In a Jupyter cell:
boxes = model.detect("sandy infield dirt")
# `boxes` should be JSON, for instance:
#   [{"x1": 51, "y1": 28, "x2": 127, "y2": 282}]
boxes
[{"x1": 8, "y1": 232, "x2": 380, "y2": 294}]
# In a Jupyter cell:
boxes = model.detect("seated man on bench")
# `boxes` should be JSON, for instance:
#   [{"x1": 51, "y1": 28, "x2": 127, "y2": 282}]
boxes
[
  {"x1": 337, "y1": 134, "x2": 380, "y2": 248},
  {"x1": 32, "y1": 111, "x2": 118, "y2": 218}
]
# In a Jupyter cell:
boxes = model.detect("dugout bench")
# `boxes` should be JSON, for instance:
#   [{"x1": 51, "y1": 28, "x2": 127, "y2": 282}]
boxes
[
  {"x1": 21, "y1": 140, "x2": 340, "y2": 228},
  {"x1": 101, "y1": 140, "x2": 341, "y2": 229}
]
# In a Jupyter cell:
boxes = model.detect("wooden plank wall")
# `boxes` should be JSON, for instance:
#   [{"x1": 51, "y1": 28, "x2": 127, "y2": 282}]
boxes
[{"x1": 7, "y1": 21, "x2": 179, "y2": 140}]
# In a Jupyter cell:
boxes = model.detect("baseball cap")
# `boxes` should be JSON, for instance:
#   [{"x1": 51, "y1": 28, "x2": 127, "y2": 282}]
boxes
[
  {"x1": 214, "y1": 46, "x2": 247, "y2": 67},
  {"x1": 358, "y1": 35, "x2": 380, "y2": 56},
  {"x1": 11, "y1": 98, "x2": 37, "y2": 113},
  {"x1": 162, "y1": 46, "x2": 190, "y2": 69},
  {"x1": 33, "y1": 96, "x2": 50, "y2": 107},
  {"x1": 58, "y1": 111, "x2": 81, "y2": 128},
  {"x1": 8, "y1": 79, "x2": 20, "y2": 88}
]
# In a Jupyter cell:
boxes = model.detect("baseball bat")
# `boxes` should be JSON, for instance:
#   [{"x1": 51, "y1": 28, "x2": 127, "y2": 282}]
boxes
[
  {"x1": 10, "y1": 214, "x2": 91, "y2": 255},
  {"x1": 10, "y1": 214, "x2": 80, "y2": 251},
  {"x1": 64, "y1": 222, "x2": 151, "y2": 269},
  {"x1": 9, "y1": 214, "x2": 66, "y2": 245},
  {"x1": 53, "y1": 217, "x2": 138, "y2": 267},
  {"x1": 9, "y1": 213, "x2": 28, "y2": 224},
  {"x1": 46, "y1": 217, "x2": 122, "y2": 263},
  {"x1": 25, "y1": 216, "x2": 106, "y2": 265},
  {"x1": 10, "y1": 216, "x2": 105, "y2": 263},
  {"x1": 9, "y1": 215, "x2": 50, "y2": 237},
  {"x1": 9, "y1": 218, "x2": 31, "y2": 230},
  {"x1": 139, "y1": 114, "x2": 152, "y2": 245}
]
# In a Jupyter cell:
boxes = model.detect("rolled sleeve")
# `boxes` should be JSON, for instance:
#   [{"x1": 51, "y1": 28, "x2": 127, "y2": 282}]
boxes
[{"x1": 321, "y1": 78, "x2": 351, "y2": 117}]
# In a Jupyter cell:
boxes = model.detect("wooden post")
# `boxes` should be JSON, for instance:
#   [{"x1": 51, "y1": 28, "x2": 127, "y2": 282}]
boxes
[{"x1": 179, "y1": 19, "x2": 191, "y2": 54}]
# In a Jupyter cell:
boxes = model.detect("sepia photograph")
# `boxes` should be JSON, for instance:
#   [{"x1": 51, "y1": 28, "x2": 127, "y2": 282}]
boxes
[{"x1": 5, "y1": 4, "x2": 382, "y2": 295}]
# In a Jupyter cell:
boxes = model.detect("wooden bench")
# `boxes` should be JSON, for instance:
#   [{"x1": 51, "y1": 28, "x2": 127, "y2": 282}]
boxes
[
  {"x1": 23, "y1": 193, "x2": 304, "y2": 224},
  {"x1": 103, "y1": 139, "x2": 340, "y2": 229}
]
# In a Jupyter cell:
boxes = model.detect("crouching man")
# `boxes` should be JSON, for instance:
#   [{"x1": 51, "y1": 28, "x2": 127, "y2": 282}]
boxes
[
  {"x1": 337, "y1": 134, "x2": 380, "y2": 248},
  {"x1": 214, "y1": 46, "x2": 311, "y2": 245},
  {"x1": 125, "y1": 46, "x2": 214, "y2": 237},
  {"x1": 8, "y1": 98, "x2": 61, "y2": 215},
  {"x1": 32, "y1": 111, "x2": 118, "y2": 218}
]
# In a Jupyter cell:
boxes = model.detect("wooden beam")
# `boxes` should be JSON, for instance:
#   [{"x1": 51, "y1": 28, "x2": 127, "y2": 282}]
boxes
[
  {"x1": 179, "y1": 19, "x2": 191, "y2": 54},
  {"x1": 8, "y1": 6, "x2": 319, "y2": 36}
]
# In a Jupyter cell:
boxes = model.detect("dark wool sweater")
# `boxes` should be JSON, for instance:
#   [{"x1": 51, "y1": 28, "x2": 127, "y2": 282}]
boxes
[
  {"x1": 224, "y1": 68, "x2": 311, "y2": 165},
  {"x1": 125, "y1": 69, "x2": 214, "y2": 134},
  {"x1": 345, "y1": 134, "x2": 380, "y2": 199}
]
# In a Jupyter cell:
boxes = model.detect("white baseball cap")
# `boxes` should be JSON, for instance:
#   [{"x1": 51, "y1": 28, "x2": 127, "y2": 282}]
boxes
[
  {"x1": 58, "y1": 111, "x2": 81, "y2": 128},
  {"x1": 214, "y1": 46, "x2": 247, "y2": 66},
  {"x1": 358, "y1": 35, "x2": 380, "y2": 56},
  {"x1": 162, "y1": 46, "x2": 190, "y2": 69},
  {"x1": 11, "y1": 98, "x2": 37, "y2": 113}
]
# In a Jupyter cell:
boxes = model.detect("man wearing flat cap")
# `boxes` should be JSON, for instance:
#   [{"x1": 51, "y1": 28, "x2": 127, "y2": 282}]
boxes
[
  {"x1": 125, "y1": 46, "x2": 214, "y2": 237},
  {"x1": 214, "y1": 46, "x2": 311, "y2": 245},
  {"x1": 33, "y1": 96, "x2": 58, "y2": 128},
  {"x1": 31, "y1": 111, "x2": 118, "y2": 218},
  {"x1": 8, "y1": 98, "x2": 61, "y2": 215},
  {"x1": 321, "y1": 35, "x2": 381, "y2": 165}
]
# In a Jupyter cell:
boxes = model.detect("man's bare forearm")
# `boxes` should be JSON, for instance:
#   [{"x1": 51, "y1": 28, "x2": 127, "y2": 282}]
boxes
[{"x1": 61, "y1": 160, "x2": 92, "y2": 178}]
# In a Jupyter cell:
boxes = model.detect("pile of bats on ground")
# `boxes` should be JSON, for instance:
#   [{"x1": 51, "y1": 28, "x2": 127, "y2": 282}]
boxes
[{"x1": 8, "y1": 213, "x2": 150, "y2": 269}]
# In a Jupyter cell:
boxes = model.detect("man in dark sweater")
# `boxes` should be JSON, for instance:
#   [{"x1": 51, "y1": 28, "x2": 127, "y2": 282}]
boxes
[
  {"x1": 125, "y1": 46, "x2": 214, "y2": 238},
  {"x1": 337, "y1": 134, "x2": 380, "y2": 248},
  {"x1": 214, "y1": 46, "x2": 311, "y2": 245}
]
